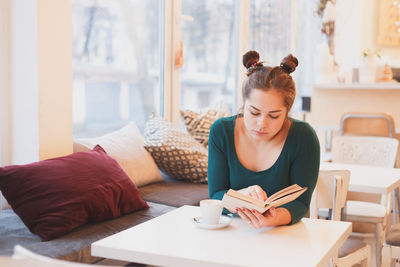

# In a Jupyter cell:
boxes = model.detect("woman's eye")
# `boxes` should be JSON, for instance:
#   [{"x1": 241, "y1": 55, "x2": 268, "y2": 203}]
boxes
[
  {"x1": 269, "y1": 115, "x2": 279, "y2": 119},
  {"x1": 250, "y1": 111, "x2": 260, "y2": 116}
]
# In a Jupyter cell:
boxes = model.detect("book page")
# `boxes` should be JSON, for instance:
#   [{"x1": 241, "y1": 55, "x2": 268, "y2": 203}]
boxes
[
  {"x1": 269, "y1": 187, "x2": 307, "y2": 207},
  {"x1": 226, "y1": 189, "x2": 265, "y2": 208},
  {"x1": 265, "y1": 184, "x2": 304, "y2": 205},
  {"x1": 222, "y1": 194, "x2": 270, "y2": 213}
]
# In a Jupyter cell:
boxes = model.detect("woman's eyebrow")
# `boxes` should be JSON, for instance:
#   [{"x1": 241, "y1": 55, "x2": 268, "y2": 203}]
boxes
[
  {"x1": 249, "y1": 105, "x2": 282, "y2": 113},
  {"x1": 249, "y1": 105, "x2": 260, "y2": 111}
]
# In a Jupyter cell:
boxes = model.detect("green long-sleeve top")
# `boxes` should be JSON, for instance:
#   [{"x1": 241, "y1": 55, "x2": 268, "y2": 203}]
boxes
[{"x1": 208, "y1": 115, "x2": 320, "y2": 224}]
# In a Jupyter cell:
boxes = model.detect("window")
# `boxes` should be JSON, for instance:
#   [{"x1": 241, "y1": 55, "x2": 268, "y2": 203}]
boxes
[
  {"x1": 249, "y1": 0, "x2": 291, "y2": 66},
  {"x1": 179, "y1": 0, "x2": 239, "y2": 112},
  {"x1": 71, "y1": 0, "x2": 320, "y2": 136},
  {"x1": 293, "y1": 0, "x2": 323, "y2": 97},
  {"x1": 72, "y1": 0, "x2": 163, "y2": 137},
  {"x1": 249, "y1": 0, "x2": 323, "y2": 111}
]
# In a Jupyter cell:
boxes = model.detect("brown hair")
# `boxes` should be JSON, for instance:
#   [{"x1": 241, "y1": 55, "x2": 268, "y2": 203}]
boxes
[{"x1": 242, "y1": 51, "x2": 298, "y2": 110}]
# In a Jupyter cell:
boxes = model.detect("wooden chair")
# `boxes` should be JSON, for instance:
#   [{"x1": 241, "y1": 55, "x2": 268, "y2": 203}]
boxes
[
  {"x1": 310, "y1": 170, "x2": 371, "y2": 267},
  {"x1": 340, "y1": 112, "x2": 395, "y2": 138},
  {"x1": 382, "y1": 224, "x2": 400, "y2": 267},
  {"x1": 332, "y1": 135, "x2": 398, "y2": 168},
  {"x1": 331, "y1": 135, "x2": 399, "y2": 267},
  {"x1": 340, "y1": 111, "x2": 400, "y2": 169}
]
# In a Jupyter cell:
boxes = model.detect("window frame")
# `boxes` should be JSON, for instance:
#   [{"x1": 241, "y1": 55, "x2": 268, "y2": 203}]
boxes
[{"x1": 166, "y1": 0, "x2": 296, "y2": 123}]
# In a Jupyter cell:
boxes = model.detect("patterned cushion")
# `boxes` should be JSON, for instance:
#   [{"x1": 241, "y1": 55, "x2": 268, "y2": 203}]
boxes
[
  {"x1": 180, "y1": 108, "x2": 230, "y2": 147},
  {"x1": 144, "y1": 117, "x2": 208, "y2": 183}
]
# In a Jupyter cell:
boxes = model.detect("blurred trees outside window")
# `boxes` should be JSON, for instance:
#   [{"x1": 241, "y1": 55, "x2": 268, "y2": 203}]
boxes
[
  {"x1": 180, "y1": 0, "x2": 239, "y2": 112},
  {"x1": 72, "y1": 0, "x2": 162, "y2": 137},
  {"x1": 72, "y1": 0, "x2": 322, "y2": 138}
]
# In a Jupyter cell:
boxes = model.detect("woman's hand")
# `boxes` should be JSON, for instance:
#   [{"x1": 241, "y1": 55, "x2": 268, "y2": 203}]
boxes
[
  {"x1": 226, "y1": 185, "x2": 268, "y2": 214},
  {"x1": 236, "y1": 207, "x2": 277, "y2": 228},
  {"x1": 238, "y1": 185, "x2": 267, "y2": 202}
]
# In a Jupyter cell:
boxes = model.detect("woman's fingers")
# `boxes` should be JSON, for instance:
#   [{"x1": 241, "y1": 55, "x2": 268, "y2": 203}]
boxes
[
  {"x1": 238, "y1": 208, "x2": 278, "y2": 229},
  {"x1": 251, "y1": 209, "x2": 265, "y2": 225},
  {"x1": 268, "y1": 206, "x2": 276, "y2": 217},
  {"x1": 261, "y1": 189, "x2": 268, "y2": 201},
  {"x1": 238, "y1": 185, "x2": 268, "y2": 202},
  {"x1": 250, "y1": 185, "x2": 267, "y2": 201},
  {"x1": 241, "y1": 208, "x2": 261, "y2": 228},
  {"x1": 249, "y1": 190, "x2": 258, "y2": 200},
  {"x1": 253, "y1": 186, "x2": 263, "y2": 201},
  {"x1": 236, "y1": 208, "x2": 251, "y2": 224},
  {"x1": 237, "y1": 208, "x2": 258, "y2": 228}
]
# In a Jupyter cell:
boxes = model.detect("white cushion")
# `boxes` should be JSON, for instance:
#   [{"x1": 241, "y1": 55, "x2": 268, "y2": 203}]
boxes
[
  {"x1": 74, "y1": 122, "x2": 162, "y2": 187},
  {"x1": 10, "y1": 245, "x2": 96, "y2": 266},
  {"x1": 345, "y1": 200, "x2": 387, "y2": 218},
  {"x1": 1, "y1": 192, "x2": 11, "y2": 210}
]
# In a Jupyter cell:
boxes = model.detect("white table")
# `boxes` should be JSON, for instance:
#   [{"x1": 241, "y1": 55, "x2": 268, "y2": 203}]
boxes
[
  {"x1": 320, "y1": 162, "x2": 400, "y2": 223},
  {"x1": 320, "y1": 162, "x2": 400, "y2": 195},
  {"x1": 92, "y1": 205, "x2": 351, "y2": 267}
]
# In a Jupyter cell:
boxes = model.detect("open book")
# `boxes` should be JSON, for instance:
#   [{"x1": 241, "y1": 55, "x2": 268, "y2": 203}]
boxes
[{"x1": 221, "y1": 184, "x2": 307, "y2": 213}]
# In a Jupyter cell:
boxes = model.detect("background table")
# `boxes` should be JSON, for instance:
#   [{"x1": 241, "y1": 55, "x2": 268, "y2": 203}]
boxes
[
  {"x1": 320, "y1": 162, "x2": 400, "y2": 195},
  {"x1": 92, "y1": 205, "x2": 351, "y2": 267}
]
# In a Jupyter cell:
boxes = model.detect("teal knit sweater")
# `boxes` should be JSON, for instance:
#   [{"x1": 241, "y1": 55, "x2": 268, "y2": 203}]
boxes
[{"x1": 208, "y1": 115, "x2": 320, "y2": 224}]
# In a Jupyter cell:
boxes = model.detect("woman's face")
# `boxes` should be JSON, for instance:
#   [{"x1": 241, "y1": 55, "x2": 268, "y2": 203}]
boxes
[{"x1": 243, "y1": 88, "x2": 288, "y2": 141}]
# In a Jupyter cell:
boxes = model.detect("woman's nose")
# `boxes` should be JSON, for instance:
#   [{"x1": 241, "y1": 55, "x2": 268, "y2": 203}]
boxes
[{"x1": 257, "y1": 116, "x2": 268, "y2": 129}]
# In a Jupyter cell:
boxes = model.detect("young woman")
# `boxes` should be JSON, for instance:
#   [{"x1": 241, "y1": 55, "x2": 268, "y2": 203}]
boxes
[{"x1": 208, "y1": 51, "x2": 320, "y2": 228}]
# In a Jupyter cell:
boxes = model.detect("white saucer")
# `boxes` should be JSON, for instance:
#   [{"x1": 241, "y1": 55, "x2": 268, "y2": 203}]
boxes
[{"x1": 192, "y1": 215, "x2": 232, "y2": 230}]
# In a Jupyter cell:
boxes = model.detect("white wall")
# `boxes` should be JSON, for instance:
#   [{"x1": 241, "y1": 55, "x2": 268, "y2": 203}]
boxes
[
  {"x1": 335, "y1": 0, "x2": 400, "y2": 69},
  {"x1": 37, "y1": 0, "x2": 73, "y2": 160},
  {"x1": 0, "y1": 0, "x2": 11, "y2": 167},
  {"x1": 2, "y1": 0, "x2": 73, "y2": 165},
  {"x1": 0, "y1": 0, "x2": 12, "y2": 209},
  {"x1": 10, "y1": 0, "x2": 39, "y2": 164}
]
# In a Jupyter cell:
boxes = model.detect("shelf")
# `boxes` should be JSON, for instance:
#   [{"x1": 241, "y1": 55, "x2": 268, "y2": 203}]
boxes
[{"x1": 314, "y1": 83, "x2": 400, "y2": 90}]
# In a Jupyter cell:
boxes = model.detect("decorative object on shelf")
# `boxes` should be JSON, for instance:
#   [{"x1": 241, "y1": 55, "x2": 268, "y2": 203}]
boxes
[
  {"x1": 393, "y1": 67, "x2": 400, "y2": 82},
  {"x1": 315, "y1": 0, "x2": 337, "y2": 83},
  {"x1": 359, "y1": 48, "x2": 381, "y2": 83},
  {"x1": 337, "y1": 67, "x2": 353, "y2": 84},
  {"x1": 320, "y1": 0, "x2": 336, "y2": 55},
  {"x1": 377, "y1": 0, "x2": 400, "y2": 46},
  {"x1": 379, "y1": 64, "x2": 396, "y2": 83},
  {"x1": 352, "y1": 68, "x2": 359, "y2": 83}
]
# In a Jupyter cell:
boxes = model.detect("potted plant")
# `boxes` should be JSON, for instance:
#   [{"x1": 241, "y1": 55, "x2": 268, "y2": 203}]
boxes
[{"x1": 359, "y1": 48, "x2": 381, "y2": 83}]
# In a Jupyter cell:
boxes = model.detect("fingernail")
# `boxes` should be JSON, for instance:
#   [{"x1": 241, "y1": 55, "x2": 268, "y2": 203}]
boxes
[{"x1": 252, "y1": 209, "x2": 256, "y2": 213}]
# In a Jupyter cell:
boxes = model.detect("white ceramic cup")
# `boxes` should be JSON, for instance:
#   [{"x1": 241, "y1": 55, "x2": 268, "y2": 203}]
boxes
[{"x1": 200, "y1": 199, "x2": 223, "y2": 225}]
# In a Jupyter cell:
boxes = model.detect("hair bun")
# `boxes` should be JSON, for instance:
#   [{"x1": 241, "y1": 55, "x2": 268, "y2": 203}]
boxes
[
  {"x1": 242, "y1": 51, "x2": 260, "y2": 69},
  {"x1": 280, "y1": 54, "x2": 298, "y2": 74}
]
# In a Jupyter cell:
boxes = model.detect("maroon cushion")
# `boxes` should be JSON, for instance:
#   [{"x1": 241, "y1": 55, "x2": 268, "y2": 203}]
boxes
[{"x1": 0, "y1": 145, "x2": 149, "y2": 241}]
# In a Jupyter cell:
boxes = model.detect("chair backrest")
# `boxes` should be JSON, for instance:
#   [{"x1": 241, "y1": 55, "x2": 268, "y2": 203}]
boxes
[
  {"x1": 332, "y1": 135, "x2": 399, "y2": 168},
  {"x1": 340, "y1": 112, "x2": 395, "y2": 138},
  {"x1": 310, "y1": 170, "x2": 350, "y2": 221}
]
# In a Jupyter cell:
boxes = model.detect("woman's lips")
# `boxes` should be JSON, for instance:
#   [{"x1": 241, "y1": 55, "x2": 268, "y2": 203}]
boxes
[{"x1": 253, "y1": 130, "x2": 268, "y2": 135}]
